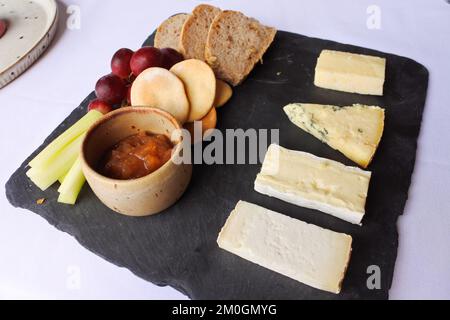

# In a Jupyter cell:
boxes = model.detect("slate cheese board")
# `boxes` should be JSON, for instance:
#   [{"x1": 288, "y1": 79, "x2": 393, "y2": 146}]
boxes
[{"x1": 5, "y1": 30, "x2": 429, "y2": 300}]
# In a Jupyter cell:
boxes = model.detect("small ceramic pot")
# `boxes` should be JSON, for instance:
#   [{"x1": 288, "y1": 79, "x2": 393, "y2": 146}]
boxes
[{"x1": 81, "y1": 107, "x2": 192, "y2": 217}]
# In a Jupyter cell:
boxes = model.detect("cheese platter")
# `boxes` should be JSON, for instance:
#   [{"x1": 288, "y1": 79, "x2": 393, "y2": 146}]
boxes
[{"x1": 5, "y1": 4, "x2": 428, "y2": 299}]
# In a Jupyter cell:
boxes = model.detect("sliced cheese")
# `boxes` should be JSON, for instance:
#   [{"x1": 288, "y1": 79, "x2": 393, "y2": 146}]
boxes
[
  {"x1": 254, "y1": 144, "x2": 371, "y2": 225},
  {"x1": 314, "y1": 50, "x2": 386, "y2": 96},
  {"x1": 217, "y1": 201, "x2": 353, "y2": 294},
  {"x1": 284, "y1": 103, "x2": 385, "y2": 168}
]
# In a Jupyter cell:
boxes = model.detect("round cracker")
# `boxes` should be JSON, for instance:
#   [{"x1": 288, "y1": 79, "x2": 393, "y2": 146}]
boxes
[
  {"x1": 170, "y1": 59, "x2": 216, "y2": 122},
  {"x1": 131, "y1": 67, "x2": 190, "y2": 124},
  {"x1": 184, "y1": 107, "x2": 217, "y2": 144},
  {"x1": 214, "y1": 79, "x2": 233, "y2": 108}
]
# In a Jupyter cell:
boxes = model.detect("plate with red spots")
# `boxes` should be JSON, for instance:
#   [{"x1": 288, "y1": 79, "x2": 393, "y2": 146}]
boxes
[{"x1": 0, "y1": 0, "x2": 58, "y2": 88}]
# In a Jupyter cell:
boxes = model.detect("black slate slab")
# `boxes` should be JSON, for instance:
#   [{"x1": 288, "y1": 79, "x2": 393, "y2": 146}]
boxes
[{"x1": 5, "y1": 31, "x2": 428, "y2": 300}]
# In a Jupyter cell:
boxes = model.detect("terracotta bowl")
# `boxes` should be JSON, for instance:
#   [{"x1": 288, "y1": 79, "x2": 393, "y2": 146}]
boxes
[{"x1": 81, "y1": 107, "x2": 192, "y2": 217}]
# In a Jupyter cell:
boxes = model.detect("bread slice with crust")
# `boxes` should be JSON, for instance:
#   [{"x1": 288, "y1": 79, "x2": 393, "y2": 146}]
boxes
[
  {"x1": 180, "y1": 4, "x2": 221, "y2": 60},
  {"x1": 205, "y1": 11, "x2": 277, "y2": 86},
  {"x1": 154, "y1": 13, "x2": 189, "y2": 51}
]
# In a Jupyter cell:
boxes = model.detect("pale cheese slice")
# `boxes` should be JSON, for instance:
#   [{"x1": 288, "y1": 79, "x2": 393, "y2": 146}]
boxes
[
  {"x1": 284, "y1": 103, "x2": 385, "y2": 168},
  {"x1": 217, "y1": 201, "x2": 353, "y2": 294},
  {"x1": 314, "y1": 49, "x2": 386, "y2": 95},
  {"x1": 255, "y1": 144, "x2": 371, "y2": 225}
]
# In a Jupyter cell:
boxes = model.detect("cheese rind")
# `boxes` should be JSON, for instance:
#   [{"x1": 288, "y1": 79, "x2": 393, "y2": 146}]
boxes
[
  {"x1": 314, "y1": 50, "x2": 386, "y2": 96},
  {"x1": 254, "y1": 144, "x2": 371, "y2": 225},
  {"x1": 284, "y1": 103, "x2": 385, "y2": 168},
  {"x1": 217, "y1": 201, "x2": 353, "y2": 294}
]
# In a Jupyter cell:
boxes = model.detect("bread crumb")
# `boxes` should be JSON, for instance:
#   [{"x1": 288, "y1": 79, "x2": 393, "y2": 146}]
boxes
[{"x1": 36, "y1": 198, "x2": 46, "y2": 205}]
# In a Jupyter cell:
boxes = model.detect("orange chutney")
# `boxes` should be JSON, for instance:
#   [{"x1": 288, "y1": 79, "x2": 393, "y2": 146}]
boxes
[{"x1": 99, "y1": 132, "x2": 174, "y2": 180}]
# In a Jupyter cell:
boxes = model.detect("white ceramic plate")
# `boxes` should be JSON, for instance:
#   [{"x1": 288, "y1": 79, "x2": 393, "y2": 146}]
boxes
[{"x1": 0, "y1": 0, "x2": 58, "y2": 88}]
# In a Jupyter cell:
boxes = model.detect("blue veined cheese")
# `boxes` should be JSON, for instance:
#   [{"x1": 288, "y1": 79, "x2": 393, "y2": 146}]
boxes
[
  {"x1": 254, "y1": 144, "x2": 371, "y2": 225},
  {"x1": 217, "y1": 201, "x2": 353, "y2": 294},
  {"x1": 283, "y1": 103, "x2": 385, "y2": 168},
  {"x1": 314, "y1": 50, "x2": 386, "y2": 96}
]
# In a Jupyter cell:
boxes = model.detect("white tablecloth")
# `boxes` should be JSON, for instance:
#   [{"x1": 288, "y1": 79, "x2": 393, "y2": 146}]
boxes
[{"x1": 1, "y1": 0, "x2": 449, "y2": 299}]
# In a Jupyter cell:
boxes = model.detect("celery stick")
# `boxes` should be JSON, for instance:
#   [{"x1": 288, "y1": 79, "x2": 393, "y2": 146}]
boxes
[
  {"x1": 57, "y1": 192, "x2": 79, "y2": 205},
  {"x1": 29, "y1": 110, "x2": 102, "y2": 169},
  {"x1": 26, "y1": 134, "x2": 84, "y2": 191},
  {"x1": 58, "y1": 173, "x2": 67, "y2": 184},
  {"x1": 58, "y1": 156, "x2": 86, "y2": 205},
  {"x1": 57, "y1": 156, "x2": 83, "y2": 193}
]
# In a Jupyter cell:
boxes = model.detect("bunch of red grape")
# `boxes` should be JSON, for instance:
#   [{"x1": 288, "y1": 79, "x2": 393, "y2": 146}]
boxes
[{"x1": 89, "y1": 47, "x2": 184, "y2": 114}]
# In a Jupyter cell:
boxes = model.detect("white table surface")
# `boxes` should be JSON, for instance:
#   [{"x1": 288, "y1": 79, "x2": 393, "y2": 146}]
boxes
[{"x1": 1, "y1": 0, "x2": 449, "y2": 300}]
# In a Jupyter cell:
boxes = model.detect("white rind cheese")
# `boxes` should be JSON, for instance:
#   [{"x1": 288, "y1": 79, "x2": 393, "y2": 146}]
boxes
[
  {"x1": 314, "y1": 50, "x2": 386, "y2": 96},
  {"x1": 217, "y1": 201, "x2": 353, "y2": 294},
  {"x1": 283, "y1": 103, "x2": 385, "y2": 168},
  {"x1": 254, "y1": 144, "x2": 371, "y2": 225}
]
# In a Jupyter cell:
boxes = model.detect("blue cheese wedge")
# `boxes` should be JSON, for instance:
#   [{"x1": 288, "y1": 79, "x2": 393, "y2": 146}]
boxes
[
  {"x1": 217, "y1": 201, "x2": 353, "y2": 294},
  {"x1": 314, "y1": 50, "x2": 386, "y2": 95},
  {"x1": 284, "y1": 103, "x2": 385, "y2": 168},
  {"x1": 254, "y1": 144, "x2": 371, "y2": 225}
]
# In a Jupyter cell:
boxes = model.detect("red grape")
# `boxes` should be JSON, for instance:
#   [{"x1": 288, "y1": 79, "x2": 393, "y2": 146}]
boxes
[
  {"x1": 111, "y1": 48, "x2": 134, "y2": 79},
  {"x1": 95, "y1": 74, "x2": 126, "y2": 105},
  {"x1": 126, "y1": 84, "x2": 132, "y2": 105},
  {"x1": 130, "y1": 47, "x2": 163, "y2": 76},
  {"x1": 0, "y1": 19, "x2": 7, "y2": 39},
  {"x1": 160, "y1": 48, "x2": 184, "y2": 69},
  {"x1": 88, "y1": 99, "x2": 112, "y2": 114},
  {"x1": 128, "y1": 74, "x2": 136, "y2": 84}
]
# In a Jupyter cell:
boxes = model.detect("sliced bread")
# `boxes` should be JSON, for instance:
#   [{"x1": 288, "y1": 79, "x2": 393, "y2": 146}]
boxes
[
  {"x1": 180, "y1": 4, "x2": 221, "y2": 60},
  {"x1": 154, "y1": 13, "x2": 189, "y2": 51},
  {"x1": 205, "y1": 11, "x2": 277, "y2": 86}
]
